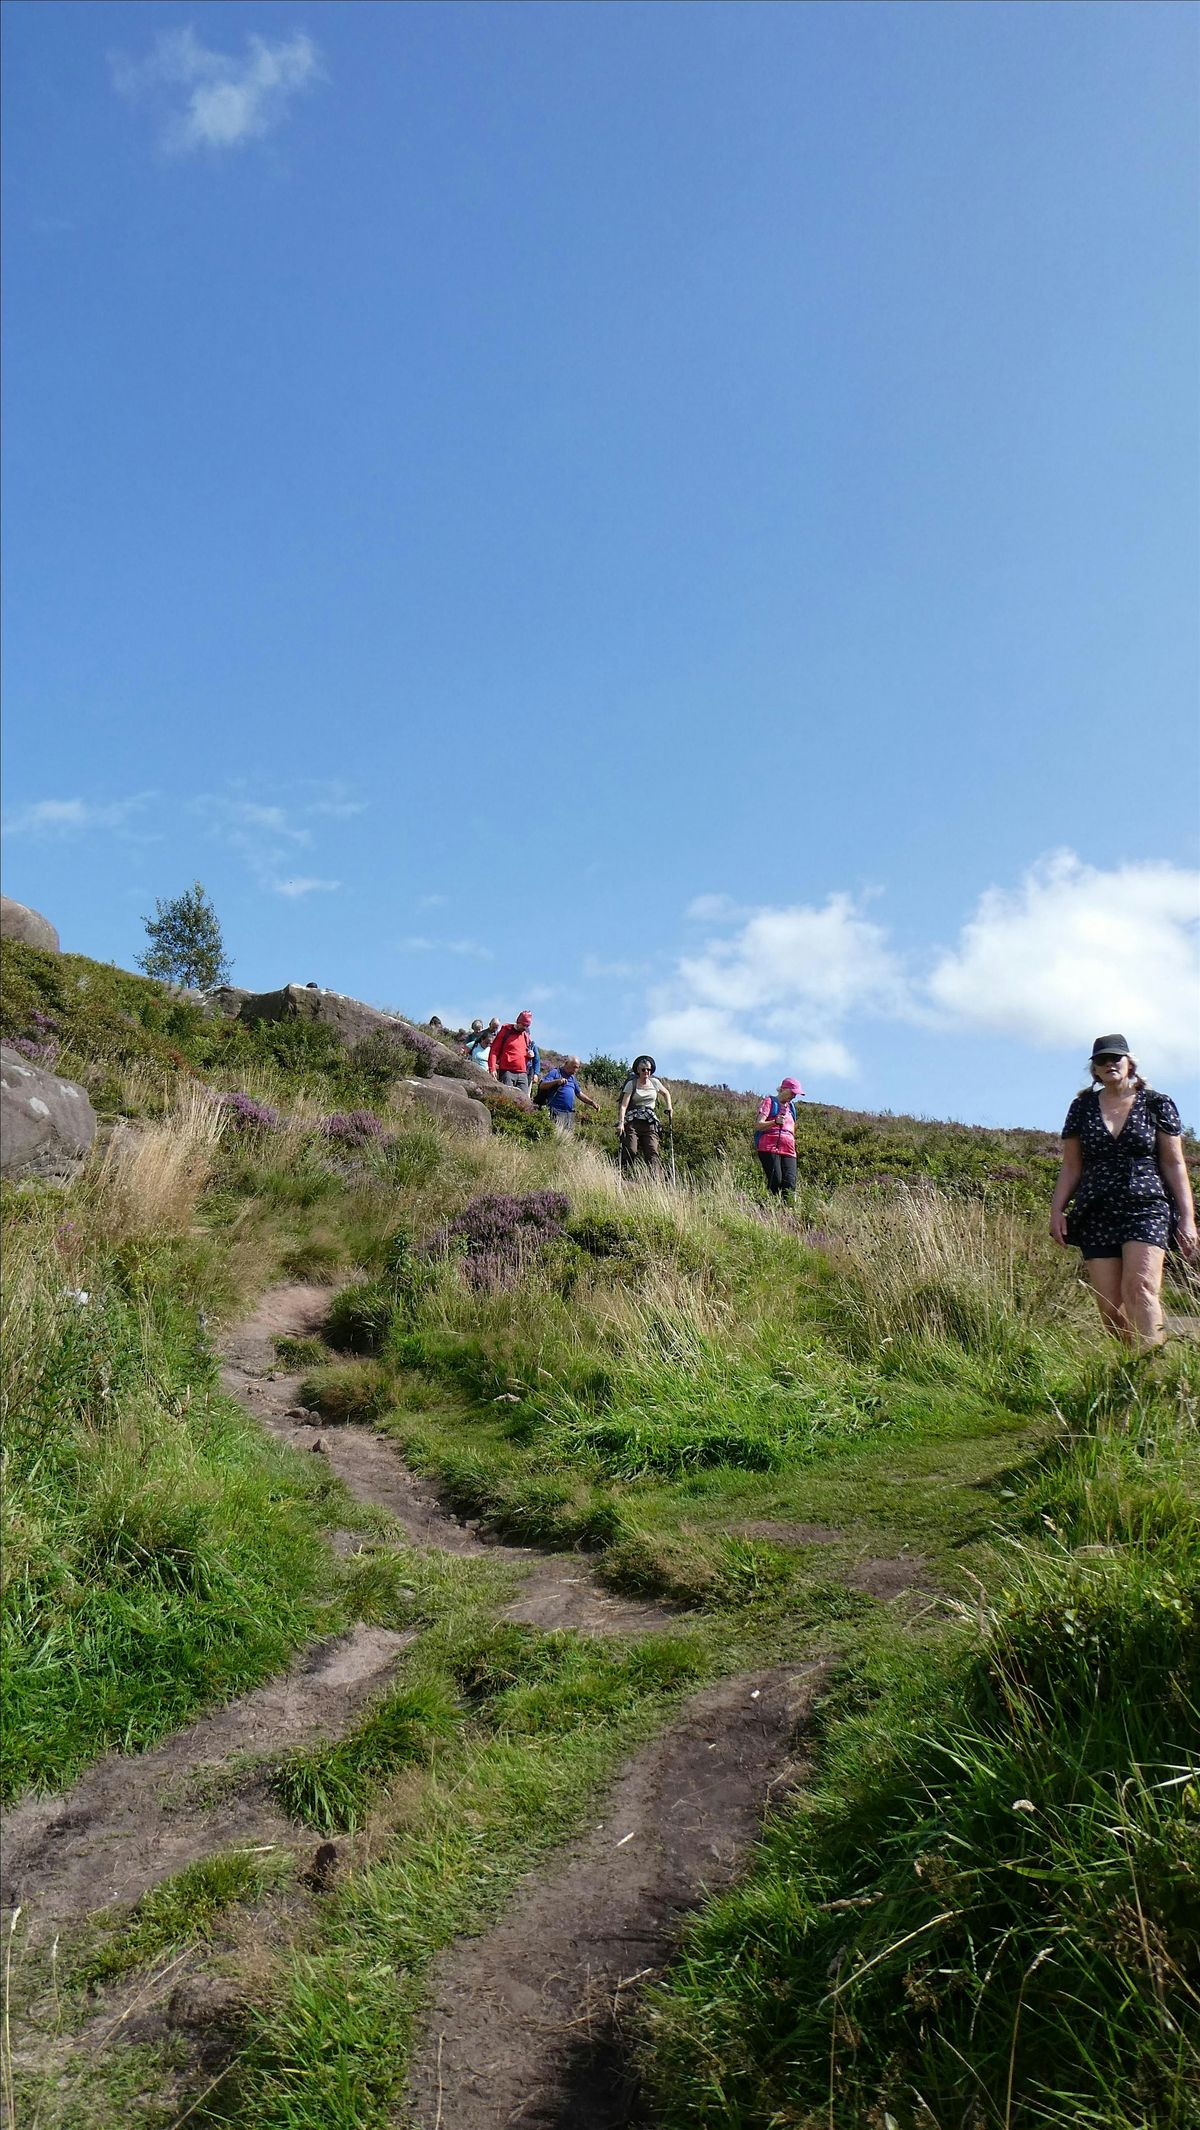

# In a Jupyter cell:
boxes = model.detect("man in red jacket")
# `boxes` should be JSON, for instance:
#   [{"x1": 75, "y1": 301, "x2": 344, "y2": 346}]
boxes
[{"x1": 488, "y1": 1010, "x2": 535, "y2": 1095}]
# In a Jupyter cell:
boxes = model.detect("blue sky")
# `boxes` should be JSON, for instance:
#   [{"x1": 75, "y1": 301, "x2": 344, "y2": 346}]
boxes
[{"x1": 4, "y1": 0, "x2": 1197, "y2": 1128}]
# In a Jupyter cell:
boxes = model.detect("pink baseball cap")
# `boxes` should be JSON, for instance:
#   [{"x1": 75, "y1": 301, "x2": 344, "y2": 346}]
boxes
[
  {"x1": 779, "y1": 1076, "x2": 804, "y2": 1096},
  {"x1": 516, "y1": 1010, "x2": 533, "y2": 1027}
]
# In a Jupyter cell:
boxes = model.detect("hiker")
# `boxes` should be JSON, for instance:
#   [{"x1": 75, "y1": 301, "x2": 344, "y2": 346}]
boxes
[
  {"x1": 465, "y1": 1016, "x2": 499, "y2": 1066},
  {"x1": 1050, "y1": 1034, "x2": 1196, "y2": 1346},
  {"x1": 617, "y1": 1055, "x2": 673, "y2": 1177},
  {"x1": 754, "y1": 1077, "x2": 804, "y2": 1200},
  {"x1": 537, "y1": 1055, "x2": 599, "y2": 1134},
  {"x1": 488, "y1": 1010, "x2": 536, "y2": 1094}
]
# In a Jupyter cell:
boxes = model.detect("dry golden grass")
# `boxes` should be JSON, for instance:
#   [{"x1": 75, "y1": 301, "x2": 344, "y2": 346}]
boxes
[{"x1": 87, "y1": 1083, "x2": 228, "y2": 1241}]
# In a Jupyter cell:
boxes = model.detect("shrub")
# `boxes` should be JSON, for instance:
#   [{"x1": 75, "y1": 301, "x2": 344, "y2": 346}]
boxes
[
  {"x1": 583, "y1": 1052, "x2": 631, "y2": 1091},
  {"x1": 220, "y1": 1091, "x2": 283, "y2": 1132},
  {"x1": 423, "y1": 1191, "x2": 571, "y2": 1289},
  {"x1": 319, "y1": 1109, "x2": 386, "y2": 1146}
]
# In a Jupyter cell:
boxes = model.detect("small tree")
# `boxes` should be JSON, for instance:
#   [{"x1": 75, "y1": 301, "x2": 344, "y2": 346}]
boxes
[{"x1": 138, "y1": 881, "x2": 232, "y2": 989}]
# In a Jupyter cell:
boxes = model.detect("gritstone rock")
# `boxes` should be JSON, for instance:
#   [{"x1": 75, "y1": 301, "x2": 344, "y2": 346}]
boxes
[
  {"x1": 0, "y1": 1046, "x2": 97, "y2": 1182},
  {"x1": 236, "y1": 984, "x2": 485, "y2": 1082},
  {"x1": 403, "y1": 1075, "x2": 493, "y2": 1136},
  {"x1": 0, "y1": 897, "x2": 60, "y2": 953}
]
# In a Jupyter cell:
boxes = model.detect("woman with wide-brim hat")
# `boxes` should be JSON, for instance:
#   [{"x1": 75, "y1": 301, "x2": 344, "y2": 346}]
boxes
[
  {"x1": 616, "y1": 1055, "x2": 673, "y2": 1178},
  {"x1": 1050, "y1": 1033, "x2": 1197, "y2": 1345}
]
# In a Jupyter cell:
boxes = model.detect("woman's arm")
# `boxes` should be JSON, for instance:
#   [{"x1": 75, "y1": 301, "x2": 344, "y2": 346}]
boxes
[
  {"x1": 1158, "y1": 1135, "x2": 1198, "y2": 1257},
  {"x1": 1049, "y1": 1138, "x2": 1082, "y2": 1246}
]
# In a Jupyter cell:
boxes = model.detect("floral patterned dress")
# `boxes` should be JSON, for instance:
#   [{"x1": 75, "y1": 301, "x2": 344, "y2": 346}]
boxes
[{"x1": 1061, "y1": 1086, "x2": 1182, "y2": 1256}]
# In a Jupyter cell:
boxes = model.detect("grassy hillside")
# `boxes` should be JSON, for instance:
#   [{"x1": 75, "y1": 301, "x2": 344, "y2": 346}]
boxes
[{"x1": 2, "y1": 942, "x2": 1197, "y2": 2130}]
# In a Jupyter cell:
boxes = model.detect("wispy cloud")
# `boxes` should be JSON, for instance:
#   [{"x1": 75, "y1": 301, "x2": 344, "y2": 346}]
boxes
[
  {"x1": 274, "y1": 876, "x2": 342, "y2": 899},
  {"x1": 192, "y1": 785, "x2": 357, "y2": 899},
  {"x1": 3, "y1": 792, "x2": 158, "y2": 838},
  {"x1": 583, "y1": 954, "x2": 650, "y2": 982},
  {"x1": 418, "y1": 893, "x2": 448, "y2": 910},
  {"x1": 299, "y1": 780, "x2": 367, "y2": 821},
  {"x1": 398, "y1": 936, "x2": 494, "y2": 962},
  {"x1": 111, "y1": 25, "x2": 324, "y2": 157}
]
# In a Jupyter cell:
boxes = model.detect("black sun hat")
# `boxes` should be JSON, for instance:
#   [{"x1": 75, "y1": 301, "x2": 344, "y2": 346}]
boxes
[
  {"x1": 632, "y1": 1054, "x2": 657, "y2": 1073},
  {"x1": 1090, "y1": 1034, "x2": 1130, "y2": 1059}
]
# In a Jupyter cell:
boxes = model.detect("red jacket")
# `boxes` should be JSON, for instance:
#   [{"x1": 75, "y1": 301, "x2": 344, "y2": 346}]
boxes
[{"x1": 488, "y1": 1024, "x2": 531, "y2": 1074}]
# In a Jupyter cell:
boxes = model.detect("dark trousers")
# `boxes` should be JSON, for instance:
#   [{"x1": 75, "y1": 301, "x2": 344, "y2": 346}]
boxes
[
  {"x1": 497, "y1": 1070, "x2": 529, "y2": 1096},
  {"x1": 622, "y1": 1113, "x2": 661, "y2": 1176},
  {"x1": 758, "y1": 1150, "x2": 797, "y2": 1198}
]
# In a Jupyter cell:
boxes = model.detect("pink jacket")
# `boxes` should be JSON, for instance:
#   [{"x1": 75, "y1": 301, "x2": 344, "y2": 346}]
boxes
[{"x1": 755, "y1": 1096, "x2": 797, "y2": 1155}]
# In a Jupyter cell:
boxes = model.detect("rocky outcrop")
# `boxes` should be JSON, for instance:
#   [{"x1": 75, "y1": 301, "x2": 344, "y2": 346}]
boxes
[
  {"x1": 401, "y1": 1075, "x2": 492, "y2": 1137},
  {"x1": 236, "y1": 985, "x2": 484, "y2": 1082},
  {"x1": 0, "y1": 1046, "x2": 96, "y2": 1181},
  {"x1": 0, "y1": 897, "x2": 60, "y2": 953}
]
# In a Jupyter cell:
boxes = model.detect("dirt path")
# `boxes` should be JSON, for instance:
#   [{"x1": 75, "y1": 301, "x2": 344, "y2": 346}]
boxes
[
  {"x1": 221, "y1": 1284, "x2": 677, "y2": 1636},
  {"x1": 403, "y1": 1664, "x2": 826, "y2": 2129},
  {"x1": 1, "y1": 1623, "x2": 410, "y2": 1931}
]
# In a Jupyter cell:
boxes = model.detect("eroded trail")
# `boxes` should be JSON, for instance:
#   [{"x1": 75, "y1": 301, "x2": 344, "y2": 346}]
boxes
[
  {"x1": 404, "y1": 1666, "x2": 827, "y2": 2130},
  {"x1": 7, "y1": 1282, "x2": 831, "y2": 2129},
  {"x1": 2, "y1": 1284, "x2": 680, "y2": 1938},
  {"x1": 222, "y1": 1283, "x2": 677, "y2": 1636},
  {"x1": 1, "y1": 1624, "x2": 410, "y2": 1930}
]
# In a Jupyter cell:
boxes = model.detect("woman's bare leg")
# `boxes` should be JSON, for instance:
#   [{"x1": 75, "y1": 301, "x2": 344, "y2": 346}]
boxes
[
  {"x1": 1120, "y1": 1242, "x2": 1167, "y2": 1348},
  {"x1": 1084, "y1": 1256, "x2": 1127, "y2": 1339}
]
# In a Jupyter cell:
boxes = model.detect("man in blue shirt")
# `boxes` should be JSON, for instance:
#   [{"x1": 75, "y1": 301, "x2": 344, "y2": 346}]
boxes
[{"x1": 538, "y1": 1055, "x2": 599, "y2": 1134}]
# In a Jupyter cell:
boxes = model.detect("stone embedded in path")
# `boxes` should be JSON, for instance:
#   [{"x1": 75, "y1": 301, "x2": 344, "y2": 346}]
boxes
[
  {"x1": 0, "y1": 895, "x2": 60, "y2": 952},
  {"x1": 0, "y1": 1044, "x2": 97, "y2": 1182}
]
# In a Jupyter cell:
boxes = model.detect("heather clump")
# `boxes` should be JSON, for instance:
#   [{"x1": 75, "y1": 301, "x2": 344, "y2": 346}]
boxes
[
  {"x1": 425, "y1": 1190, "x2": 571, "y2": 1289},
  {"x1": 220, "y1": 1091, "x2": 284, "y2": 1132},
  {"x1": 319, "y1": 1110, "x2": 387, "y2": 1146}
]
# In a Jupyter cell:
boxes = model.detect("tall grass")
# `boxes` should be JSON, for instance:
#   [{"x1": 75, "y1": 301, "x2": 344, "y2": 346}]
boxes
[
  {"x1": 640, "y1": 1528, "x2": 1200, "y2": 2130},
  {"x1": 86, "y1": 1081, "x2": 227, "y2": 1240},
  {"x1": 0, "y1": 1193, "x2": 336, "y2": 1802}
]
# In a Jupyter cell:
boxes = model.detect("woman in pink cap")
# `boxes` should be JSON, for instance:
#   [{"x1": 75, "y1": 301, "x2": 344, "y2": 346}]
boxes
[{"x1": 754, "y1": 1077, "x2": 804, "y2": 1201}]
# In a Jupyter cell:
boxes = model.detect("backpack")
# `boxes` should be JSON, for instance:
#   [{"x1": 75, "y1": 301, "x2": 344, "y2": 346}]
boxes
[
  {"x1": 534, "y1": 1068, "x2": 566, "y2": 1109},
  {"x1": 754, "y1": 1096, "x2": 796, "y2": 1147}
]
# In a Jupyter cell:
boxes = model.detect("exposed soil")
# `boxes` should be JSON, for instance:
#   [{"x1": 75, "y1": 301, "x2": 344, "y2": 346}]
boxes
[
  {"x1": 732, "y1": 1518, "x2": 843, "y2": 1546},
  {"x1": 1, "y1": 1623, "x2": 411, "y2": 1933},
  {"x1": 402, "y1": 1664, "x2": 827, "y2": 2129},
  {"x1": 221, "y1": 1283, "x2": 678, "y2": 1636}
]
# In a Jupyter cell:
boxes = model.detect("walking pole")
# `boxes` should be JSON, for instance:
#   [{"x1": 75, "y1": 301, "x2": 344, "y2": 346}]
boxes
[{"x1": 666, "y1": 1112, "x2": 677, "y2": 1187}]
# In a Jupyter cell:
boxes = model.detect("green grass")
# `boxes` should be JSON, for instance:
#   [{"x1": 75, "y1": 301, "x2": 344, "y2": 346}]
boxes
[
  {"x1": 3, "y1": 942, "x2": 1197, "y2": 2130},
  {"x1": 72, "y1": 1849, "x2": 293, "y2": 1988},
  {"x1": 0, "y1": 1199, "x2": 347, "y2": 1803}
]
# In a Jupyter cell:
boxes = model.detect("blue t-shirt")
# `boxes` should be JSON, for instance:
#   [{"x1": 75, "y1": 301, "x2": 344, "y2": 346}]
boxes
[{"x1": 541, "y1": 1068, "x2": 578, "y2": 1112}]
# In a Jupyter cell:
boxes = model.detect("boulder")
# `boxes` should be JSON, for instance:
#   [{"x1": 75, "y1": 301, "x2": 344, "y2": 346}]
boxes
[
  {"x1": 0, "y1": 897, "x2": 60, "y2": 953},
  {"x1": 401, "y1": 1077, "x2": 492, "y2": 1137},
  {"x1": 205, "y1": 985, "x2": 253, "y2": 1019},
  {"x1": 236, "y1": 984, "x2": 486, "y2": 1082},
  {"x1": 1, "y1": 1046, "x2": 97, "y2": 1182}
]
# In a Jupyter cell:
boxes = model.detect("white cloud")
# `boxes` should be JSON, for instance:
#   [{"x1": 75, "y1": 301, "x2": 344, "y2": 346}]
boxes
[
  {"x1": 647, "y1": 891, "x2": 907, "y2": 1081},
  {"x1": 928, "y1": 852, "x2": 1200, "y2": 1078},
  {"x1": 112, "y1": 25, "x2": 323, "y2": 156},
  {"x1": 398, "y1": 936, "x2": 493, "y2": 961},
  {"x1": 273, "y1": 876, "x2": 341, "y2": 899},
  {"x1": 4, "y1": 793, "x2": 157, "y2": 837},
  {"x1": 418, "y1": 893, "x2": 448, "y2": 910}
]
